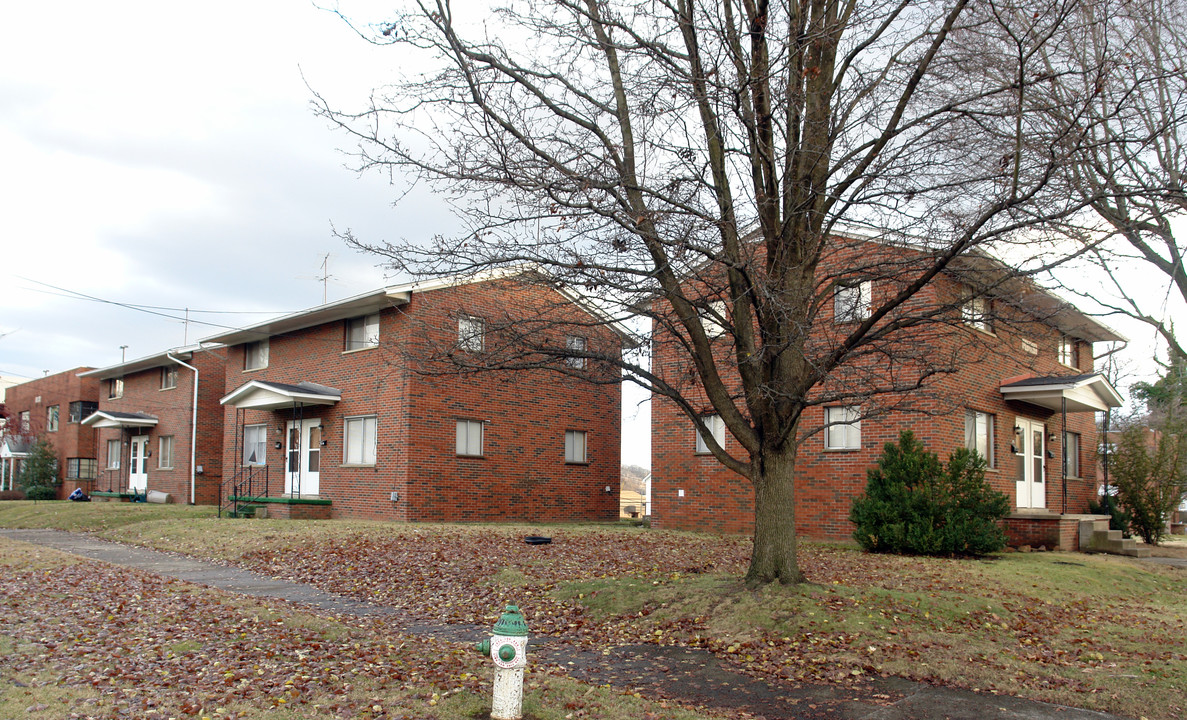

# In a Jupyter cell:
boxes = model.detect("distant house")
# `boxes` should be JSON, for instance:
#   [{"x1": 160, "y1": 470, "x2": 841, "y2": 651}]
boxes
[
  {"x1": 1, "y1": 368, "x2": 101, "y2": 497},
  {"x1": 201, "y1": 271, "x2": 624, "y2": 522},
  {"x1": 649, "y1": 238, "x2": 1125, "y2": 550},
  {"x1": 80, "y1": 346, "x2": 227, "y2": 503}
]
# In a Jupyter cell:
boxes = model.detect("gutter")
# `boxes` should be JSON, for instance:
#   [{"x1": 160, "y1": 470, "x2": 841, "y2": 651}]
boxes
[{"x1": 167, "y1": 354, "x2": 199, "y2": 505}]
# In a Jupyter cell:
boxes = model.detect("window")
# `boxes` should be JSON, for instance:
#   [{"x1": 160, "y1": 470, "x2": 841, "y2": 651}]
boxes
[
  {"x1": 458, "y1": 316, "x2": 485, "y2": 352},
  {"x1": 456, "y1": 419, "x2": 484, "y2": 456},
  {"x1": 244, "y1": 340, "x2": 269, "y2": 370},
  {"x1": 701, "y1": 300, "x2": 727, "y2": 338},
  {"x1": 66, "y1": 458, "x2": 97, "y2": 480},
  {"x1": 694, "y1": 414, "x2": 726, "y2": 454},
  {"x1": 964, "y1": 410, "x2": 995, "y2": 468},
  {"x1": 108, "y1": 378, "x2": 124, "y2": 399},
  {"x1": 1021, "y1": 338, "x2": 1038, "y2": 355},
  {"x1": 565, "y1": 335, "x2": 587, "y2": 369},
  {"x1": 1058, "y1": 335, "x2": 1078, "y2": 368},
  {"x1": 1064, "y1": 431, "x2": 1081, "y2": 477},
  {"x1": 824, "y1": 406, "x2": 861, "y2": 450},
  {"x1": 961, "y1": 292, "x2": 993, "y2": 333},
  {"x1": 346, "y1": 314, "x2": 380, "y2": 351},
  {"x1": 161, "y1": 365, "x2": 178, "y2": 390},
  {"x1": 834, "y1": 281, "x2": 872, "y2": 323},
  {"x1": 242, "y1": 424, "x2": 267, "y2": 465},
  {"x1": 106, "y1": 439, "x2": 121, "y2": 469},
  {"x1": 46, "y1": 405, "x2": 59, "y2": 432},
  {"x1": 18, "y1": 411, "x2": 30, "y2": 433},
  {"x1": 69, "y1": 401, "x2": 97, "y2": 423},
  {"x1": 565, "y1": 430, "x2": 588, "y2": 463},
  {"x1": 158, "y1": 436, "x2": 174, "y2": 469},
  {"x1": 344, "y1": 415, "x2": 378, "y2": 465}
]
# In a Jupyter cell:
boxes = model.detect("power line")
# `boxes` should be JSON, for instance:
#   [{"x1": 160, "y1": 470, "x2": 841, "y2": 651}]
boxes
[{"x1": 18, "y1": 280, "x2": 294, "y2": 315}]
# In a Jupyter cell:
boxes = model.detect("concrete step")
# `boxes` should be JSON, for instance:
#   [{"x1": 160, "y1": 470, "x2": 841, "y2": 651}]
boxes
[{"x1": 1085, "y1": 529, "x2": 1154, "y2": 558}]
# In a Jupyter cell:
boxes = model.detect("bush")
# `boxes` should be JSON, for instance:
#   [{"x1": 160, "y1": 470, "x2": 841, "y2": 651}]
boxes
[
  {"x1": 850, "y1": 431, "x2": 1010, "y2": 556},
  {"x1": 1109, "y1": 425, "x2": 1187, "y2": 546},
  {"x1": 1088, "y1": 494, "x2": 1131, "y2": 537},
  {"x1": 17, "y1": 438, "x2": 60, "y2": 502}
]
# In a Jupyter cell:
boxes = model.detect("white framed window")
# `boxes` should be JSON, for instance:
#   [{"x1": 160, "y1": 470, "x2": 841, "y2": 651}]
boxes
[
  {"x1": 834, "y1": 281, "x2": 872, "y2": 323},
  {"x1": 346, "y1": 314, "x2": 380, "y2": 351},
  {"x1": 106, "y1": 439, "x2": 121, "y2": 469},
  {"x1": 244, "y1": 340, "x2": 269, "y2": 370},
  {"x1": 1058, "y1": 335, "x2": 1078, "y2": 368},
  {"x1": 456, "y1": 419, "x2": 484, "y2": 456},
  {"x1": 18, "y1": 411, "x2": 30, "y2": 433},
  {"x1": 825, "y1": 406, "x2": 861, "y2": 450},
  {"x1": 701, "y1": 300, "x2": 727, "y2": 338},
  {"x1": 961, "y1": 292, "x2": 993, "y2": 333},
  {"x1": 158, "y1": 436, "x2": 174, "y2": 469},
  {"x1": 161, "y1": 365, "x2": 178, "y2": 390},
  {"x1": 46, "y1": 405, "x2": 59, "y2": 432},
  {"x1": 565, "y1": 430, "x2": 588, "y2": 463},
  {"x1": 344, "y1": 415, "x2": 378, "y2": 465},
  {"x1": 1021, "y1": 338, "x2": 1038, "y2": 355},
  {"x1": 458, "y1": 316, "x2": 485, "y2": 352},
  {"x1": 694, "y1": 414, "x2": 726, "y2": 454},
  {"x1": 1064, "y1": 431, "x2": 1081, "y2": 477},
  {"x1": 565, "y1": 335, "x2": 587, "y2": 368},
  {"x1": 242, "y1": 424, "x2": 267, "y2": 466},
  {"x1": 964, "y1": 410, "x2": 994, "y2": 468},
  {"x1": 109, "y1": 378, "x2": 124, "y2": 399}
]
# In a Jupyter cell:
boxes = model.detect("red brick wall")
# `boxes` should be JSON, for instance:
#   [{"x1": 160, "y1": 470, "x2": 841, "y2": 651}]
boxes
[
  {"x1": 94, "y1": 349, "x2": 226, "y2": 503},
  {"x1": 650, "y1": 250, "x2": 1104, "y2": 542},
  {"x1": 4, "y1": 368, "x2": 100, "y2": 497},
  {"x1": 219, "y1": 279, "x2": 621, "y2": 524}
]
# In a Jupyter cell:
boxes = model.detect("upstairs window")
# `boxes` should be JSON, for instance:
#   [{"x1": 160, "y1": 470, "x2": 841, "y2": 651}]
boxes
[
  {"x1": 1058, "y1": 335, "x2": 1079, "y2": 368},
  {"x1": 458, "y1": 316, "x2": 485, "y2": 352},
  {"x1": 69, "y1": 401, "x2": 98, "y2": 423},
  {"x1": 834, "y1": 281, "x2": 872, "y2": 323},
  {"x1": 244, "y1": 340, "x2": 269, "y2": 370},
  {"x1": 964, "y1": 410, "x2": 995, "y2": 468},
  {"x1": 565, "y1": 335, "x2": 587, "y2": 368},
  {"x1": 700, "y1": 300, "x2": 727, "y2": 338},
  {"x1": 46, "y1": 405, "x2": 59, "y2": 432},
  {"x1": 161, "y1": 365, "x2": 178, "y2": 390},
  {"x1": 18, "y1": 411, "x2": 30, "y2": 433},
  {"x1": 961, "y1": 292, "x2": 994, "y2": 333},
  {"x1": 824, "y1": 406, "x2": 861, "y2": 450},
  {"x1": 346, "y1": 313, "x2": 380, "y2": 351},
  {"x1": 694, "y1": 414, "x2": 726, "y2": 454},
  {"x1": 108, "y1": 378, "x2": 124, "y2": 399}
]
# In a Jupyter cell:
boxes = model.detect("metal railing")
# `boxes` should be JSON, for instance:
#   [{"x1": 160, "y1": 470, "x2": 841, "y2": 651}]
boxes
[{"x1": 219, "y1": 465, "x2": 272, "y2": 518}]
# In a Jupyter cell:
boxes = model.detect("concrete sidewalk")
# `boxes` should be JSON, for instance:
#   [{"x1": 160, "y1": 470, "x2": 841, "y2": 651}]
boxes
[{"x1": 0, "y1": 528, "x2": 1128, "y2": 720}]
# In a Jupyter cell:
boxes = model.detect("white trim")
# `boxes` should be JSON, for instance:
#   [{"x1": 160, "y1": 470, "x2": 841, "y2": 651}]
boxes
[{"x1": 220, "y1": 380, "x2": 341, "y2": 411}]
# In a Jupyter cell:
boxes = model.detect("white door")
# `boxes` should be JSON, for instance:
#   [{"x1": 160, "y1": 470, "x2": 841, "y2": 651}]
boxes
[
  {"x1": 285, "y1": 419, "x2": 321, "y2": 496},
  {"x1": 1013, "y1": 419, "x2": 1046, "y2": 509},
  {"x1": 129, "y1": 435, "x2": 149, "y2": 494}
]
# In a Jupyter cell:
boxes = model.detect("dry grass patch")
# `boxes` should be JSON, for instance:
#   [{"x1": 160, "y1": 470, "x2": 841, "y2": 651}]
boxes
[{"x1": 0, "y1": 499, "x2": 216, "y2": 532}]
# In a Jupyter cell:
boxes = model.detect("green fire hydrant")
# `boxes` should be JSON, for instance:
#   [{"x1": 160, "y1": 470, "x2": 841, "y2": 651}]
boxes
[{"x1": 476, "y1": 604, "x2": 529, "y2": 720}]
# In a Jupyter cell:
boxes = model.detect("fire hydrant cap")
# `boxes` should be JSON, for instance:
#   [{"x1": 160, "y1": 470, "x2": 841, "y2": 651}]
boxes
[{"x1": 492, "y1": 605, "x2": 529, "y2": 637}]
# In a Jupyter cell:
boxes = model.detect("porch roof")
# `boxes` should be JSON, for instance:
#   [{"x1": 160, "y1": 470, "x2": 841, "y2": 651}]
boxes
[
  {"x1": 220, "y1": 380, "x2": 341, "y2": 411},
  {"x1": 81, "y1": 411, "x2": 160, "y2": 429},
  {"x1": 0, "y1": 437, "x2": 34, "y2": 459},
  {"x1": 999, "y1": 373, "x2": 1124, "y2": 413}
]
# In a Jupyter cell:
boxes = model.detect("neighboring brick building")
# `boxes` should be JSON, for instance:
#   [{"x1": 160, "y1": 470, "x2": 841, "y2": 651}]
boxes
[
  {"x1": 202, "y1": 271, "x2": 623, "y2": 522},
  {"x1": 2, "y1": 368, "x2": 101, "y2": 497},
  {"x1": 80, "y1": 345, "x2": 227, "y2": 504},
  {"x1": 649, "y1": 239, "x2": 1125, "y2": 548}
]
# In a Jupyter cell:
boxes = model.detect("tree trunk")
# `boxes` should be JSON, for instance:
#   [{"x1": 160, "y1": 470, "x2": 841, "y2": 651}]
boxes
[{"x1": 745, "y1": 438, "x2": 806, "y2": 587}]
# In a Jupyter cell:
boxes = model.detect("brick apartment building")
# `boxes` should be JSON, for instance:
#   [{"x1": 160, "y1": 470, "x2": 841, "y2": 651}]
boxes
[
  {"x1": 202, "y1": 271, "x2": 624, "y2": 522},
  {"x1": 649, "y1": 239, "x2": 1124, "y2": 549},
  {"x1": 80, "y1": 345, "x2": 227, "y2": 504},
  {"x1": 1, "y1": 368, "x2": 101, "y2": 497}
]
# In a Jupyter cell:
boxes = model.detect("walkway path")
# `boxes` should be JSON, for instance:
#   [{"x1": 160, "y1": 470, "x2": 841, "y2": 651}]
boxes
[{"x1": 1, "y1": 529, "x2": 1127, "y2": 720}]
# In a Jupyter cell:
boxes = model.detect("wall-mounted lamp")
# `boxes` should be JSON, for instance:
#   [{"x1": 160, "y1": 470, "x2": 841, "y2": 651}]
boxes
[
  {"x1": 603, "y1": 485, "x2": 612, "y2": 494},
  {"x1": 1048, "y1": 433, "x2": 1058, "y2": 443},
  {"x1": 274, "y1": 441, "x2": 283, "y2": 449},
  {"x1": 1046, "y1": 450, "x2": 1055, "y2": 459}
]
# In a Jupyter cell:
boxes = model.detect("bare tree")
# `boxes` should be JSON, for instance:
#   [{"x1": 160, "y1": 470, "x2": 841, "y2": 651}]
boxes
[
  {"x1": 1041, "y1": 0, "x2": 1187, "y2": 361},
  {"x1": 317, "y1": 0, "x2": 1144, "y2": 585}
]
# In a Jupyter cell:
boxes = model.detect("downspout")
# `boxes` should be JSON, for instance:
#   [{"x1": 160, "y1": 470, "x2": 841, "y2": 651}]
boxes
[
  {"x1": 1061, "y1": 396, "x2": 1068, "y2": 515},
  {"x1": 167, "y1": 354, "x2": 199, "y2": 505}
]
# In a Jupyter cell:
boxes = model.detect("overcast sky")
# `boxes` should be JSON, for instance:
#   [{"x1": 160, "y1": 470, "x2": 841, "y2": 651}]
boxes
[{"x1": 0, "y1": 2, "x2": 1177, "y2": 470}]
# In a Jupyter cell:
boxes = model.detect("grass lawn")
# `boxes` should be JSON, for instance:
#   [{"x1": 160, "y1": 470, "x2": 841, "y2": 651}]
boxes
[{"x1": 2, "y1": 502, "x2": 1186, "y2": 719}]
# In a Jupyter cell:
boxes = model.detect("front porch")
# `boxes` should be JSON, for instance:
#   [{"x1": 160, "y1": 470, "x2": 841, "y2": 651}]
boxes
[
  {"x1": 1003, "y1": 511, "x2": 1151, "y2": 556},
  {"x1": 227, "y1": 494, "x2": 333, "y2": 520}
]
